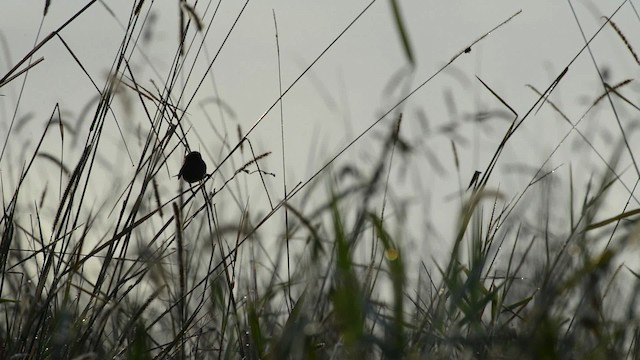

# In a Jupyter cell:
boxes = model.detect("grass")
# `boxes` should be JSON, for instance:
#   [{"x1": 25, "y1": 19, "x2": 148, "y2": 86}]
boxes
[{"x1": 1, "y1": 0, "x2": 640, "y2": 359}]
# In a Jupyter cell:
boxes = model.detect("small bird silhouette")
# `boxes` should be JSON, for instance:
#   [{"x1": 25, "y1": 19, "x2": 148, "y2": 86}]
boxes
[{"x1": 178, "y1": 151, "x2": 207, "y2": 183}]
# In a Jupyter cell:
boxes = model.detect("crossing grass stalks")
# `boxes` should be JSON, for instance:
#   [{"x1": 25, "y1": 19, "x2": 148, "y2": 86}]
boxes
[{"x1": 1, "y1": 1, "x2": 640, "y2": 359}]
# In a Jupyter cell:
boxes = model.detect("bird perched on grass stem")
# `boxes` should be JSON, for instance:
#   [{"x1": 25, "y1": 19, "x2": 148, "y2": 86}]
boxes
[{"x1": 178, "y1": 151, "x2": 207, "y2": 183}]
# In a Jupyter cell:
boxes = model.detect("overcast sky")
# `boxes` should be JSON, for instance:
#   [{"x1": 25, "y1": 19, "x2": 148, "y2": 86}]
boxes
[{"x1": 1, "y1": 1, "x2": 638, "y2": 261}]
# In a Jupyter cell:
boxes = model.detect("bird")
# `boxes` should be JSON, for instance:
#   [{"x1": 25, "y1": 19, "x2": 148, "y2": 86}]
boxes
[{"x1": 178, "y1": 151, "x2": 207, "y2": 183}]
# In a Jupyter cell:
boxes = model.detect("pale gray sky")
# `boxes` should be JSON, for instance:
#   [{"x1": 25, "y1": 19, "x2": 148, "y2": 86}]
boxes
[{"x1": 1, "y1": 1, "x2": 638, "y2": 263}]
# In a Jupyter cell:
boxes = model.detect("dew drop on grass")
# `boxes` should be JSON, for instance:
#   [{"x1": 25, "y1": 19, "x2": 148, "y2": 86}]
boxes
[{"x1": 385, "y1": 248, "x2": 399, "y2": 261}]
